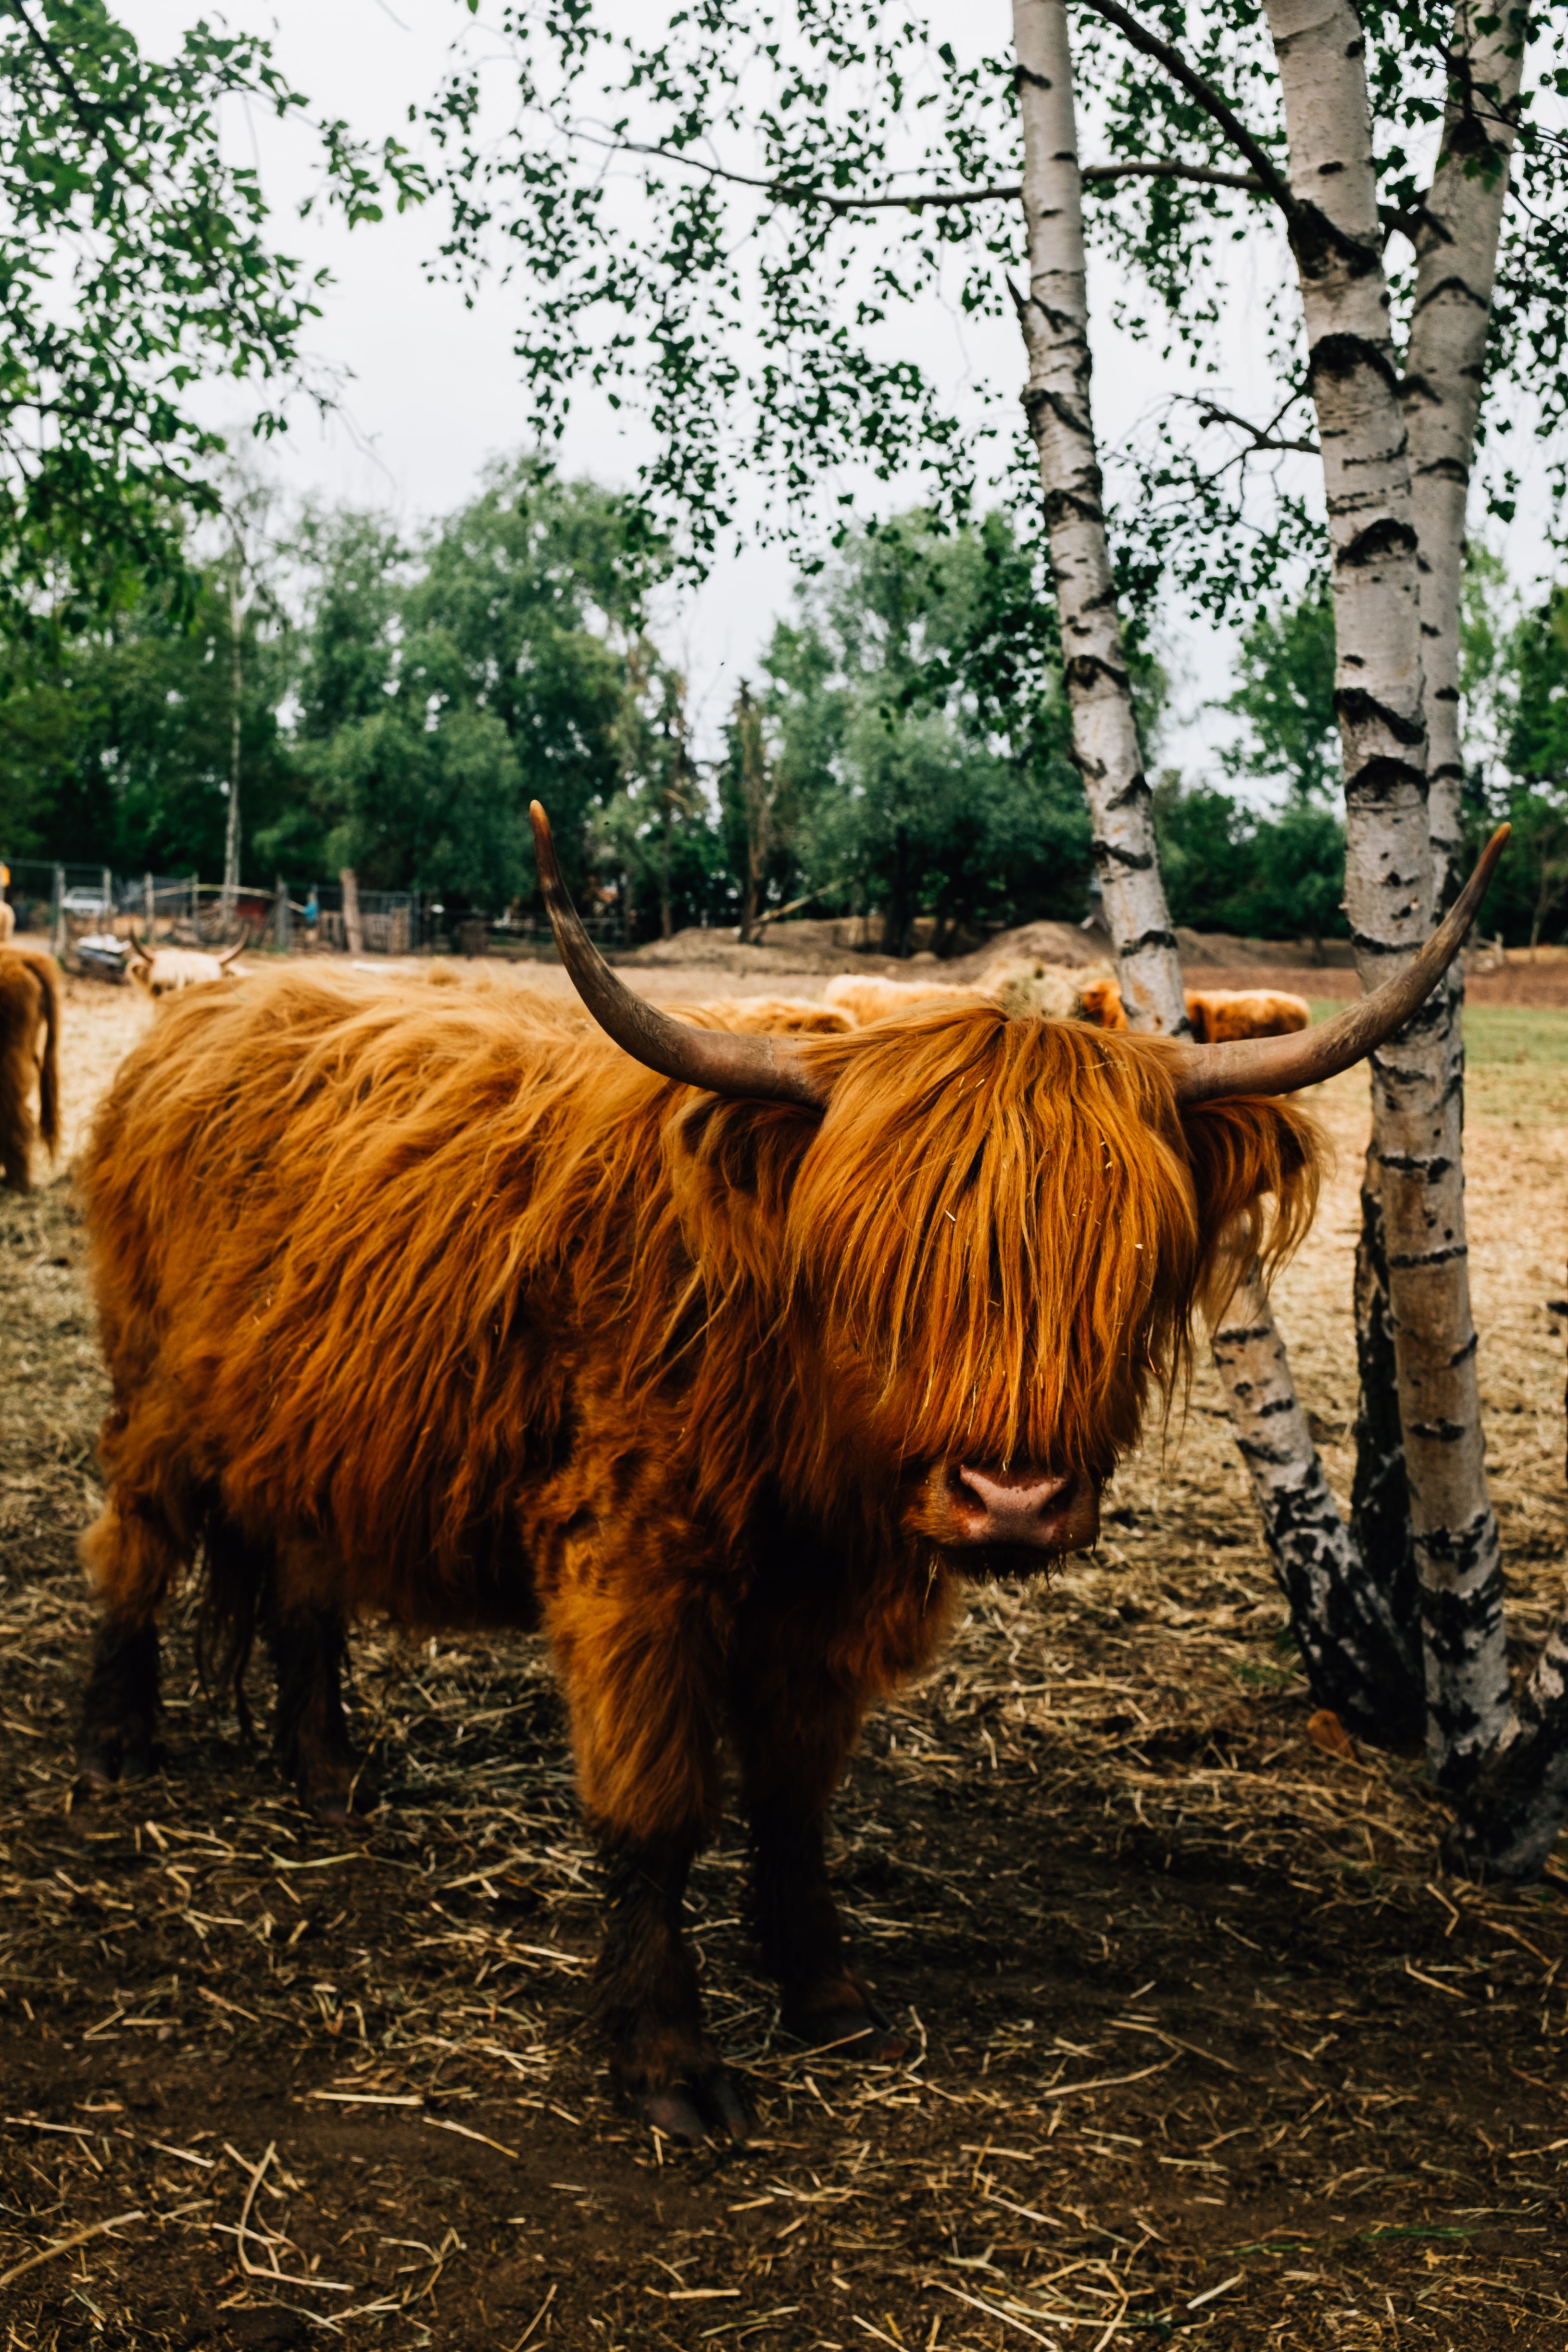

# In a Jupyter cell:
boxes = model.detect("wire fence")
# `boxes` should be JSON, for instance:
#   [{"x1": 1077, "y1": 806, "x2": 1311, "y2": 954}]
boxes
[{"x1": 0, "y1": 860, "x2": 627, "y2": 969}]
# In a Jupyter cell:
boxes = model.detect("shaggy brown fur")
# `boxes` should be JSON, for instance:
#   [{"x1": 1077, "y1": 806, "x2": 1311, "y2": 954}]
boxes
[
  {"x1": 0, "y1": 948, "x2": 61, "y2": 1190},
  {"x1": 77, "y1": 964, "x2": 1318, "y2": 2138}
]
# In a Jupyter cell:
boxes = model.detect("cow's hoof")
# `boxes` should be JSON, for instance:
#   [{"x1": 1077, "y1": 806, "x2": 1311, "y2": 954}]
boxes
[
  {"x1": 636, "y1": 2064, "x2": 753, "y2": 2146},
  {"x1": 296, "y1": 1768, "x2": 370, "y2": 1826},
  {"x1": 79, "y1": 1735, "x2": 155, "y2": 1788},
  {"x1": 785, "y1": 2002, "x2": 909, "y2": 2063}
]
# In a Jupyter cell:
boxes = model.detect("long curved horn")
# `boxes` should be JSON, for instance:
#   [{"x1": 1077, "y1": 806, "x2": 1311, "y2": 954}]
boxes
[
  {"x1": 128, "y1": 935, "x2": 153, "y2": 967},
  {"x1": 214, "y1": 933, "x2": 248, "y2": 968},
  {"x1": 1172, "y1": 824, "x2": 1509, "y2": 1104},
  {"x1": 530, "y1": 803, "x2": 828, "y2": 1109}
]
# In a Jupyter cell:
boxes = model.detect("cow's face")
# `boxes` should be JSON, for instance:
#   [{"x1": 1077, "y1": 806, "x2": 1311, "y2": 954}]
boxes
[
  {"x1": 131, "y1": 953, "x2": 228, "y2": 999},
  {"x1": 677, "y1": 1008, "x2": 1317, "y2": 1572}
]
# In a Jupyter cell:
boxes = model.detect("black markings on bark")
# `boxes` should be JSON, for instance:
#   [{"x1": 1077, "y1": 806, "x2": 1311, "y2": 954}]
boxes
[
  {"x1": 1380, "y1": 1152, "x2": 1453, "y2": 1182},
  {"x1": 1105, "y1": 773, "x2": 1153, "y2": 813},
  {"x1": 1120, "y1": 927, "x2": 1180, "y2": 958},
  {"x1": 1253, "y1": 1461, "x2": 1423, "y2": 1739},
  {"x1": 1022, "y1": 386, "x2": 1095, "y2": 442},
  {"x1": 1091, "y1": 837, "x2": 1153, "y2": 873},
  {"x1": 1334, "y1": 685, "x2": 1426, "y2": 743},
  {"x1": 1067, "y1": 652, "x2": 1132, "y2": 695},
  {"x1": 1291, "y1": 210, "x2": 1382, "y2": 287},
  {"x1": 1387, "y1": 1243, "x2": 1468, "y2": 1269},
  {"x1": 1041, "y1": 488, "x2": 1104, "y2": 533},
  {"x1": 1333, "y1": 514, "x2": 1422, "y2": 569},
  {"x1": 1344, "y1": 754, "x2": 1429, "y2": 804},
  {"x1": 1408, "y1": 1418, "x2": 1466, "y2": 1442},
  {"x1": 1307, "y1": 329, "x2": 1395, "y2": 392}
]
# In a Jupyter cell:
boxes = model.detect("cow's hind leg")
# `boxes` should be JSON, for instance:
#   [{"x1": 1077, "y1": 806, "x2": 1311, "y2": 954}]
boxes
[
  {"x1": 267, "y1": 1589, "x2": 358, "y2": 1822},
  {"x1": 204, "y1": 1522, "x2": 360, "y2": 1820}
]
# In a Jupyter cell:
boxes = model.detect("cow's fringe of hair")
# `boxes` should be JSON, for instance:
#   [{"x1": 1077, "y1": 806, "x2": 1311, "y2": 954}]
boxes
[
  {"x1": 0, "y1": 947, "x2": 61, "y2": 1185},
  {"x1": 79, "y1": 967, "x2": 1321, "y2": 1634}
]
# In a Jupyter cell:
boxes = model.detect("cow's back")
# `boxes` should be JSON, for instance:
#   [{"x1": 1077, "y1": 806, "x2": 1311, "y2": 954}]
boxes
[{"x1": 81, "y1": 967, "x2": 673, "y2": 1620}]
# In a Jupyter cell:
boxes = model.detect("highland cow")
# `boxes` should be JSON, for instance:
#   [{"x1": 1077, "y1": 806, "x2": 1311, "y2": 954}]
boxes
[
  {"x1": 0, "y1": 947, "x2": 61, "y2": 1190},
  {"x1": 75, "y1": 809, "x2": 1505, "y2": 2142},
  {"x1": 1184, "y1": 988, "x2": 1312, "y2": 1045},
  {"x1": 127, "y1": 936, "x2": 247, "y2": 998}
]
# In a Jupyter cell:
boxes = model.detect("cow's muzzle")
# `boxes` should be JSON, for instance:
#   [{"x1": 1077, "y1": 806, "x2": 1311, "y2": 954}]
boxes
[{"x1": 906, "y1": 1462, "x2": 1101, "y2": 1565}]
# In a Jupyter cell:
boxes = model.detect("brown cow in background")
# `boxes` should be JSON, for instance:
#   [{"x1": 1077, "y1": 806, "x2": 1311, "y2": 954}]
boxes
[
  {"x1": 0, "y1": 947, "x2": 61, "y2": 1190},
  {"x1": 74, "y1": 811, "x2": 1505, "y2": 2142},
  {"x1": 828, "y1": 967, "x2": 1309, "y2": 1045},
  {"x1": 1184, "y1": 987, "x2": 1311, "y2": 1044}
]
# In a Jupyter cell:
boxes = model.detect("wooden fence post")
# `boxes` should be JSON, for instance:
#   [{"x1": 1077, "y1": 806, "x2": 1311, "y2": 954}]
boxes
[
  {"x1": 143, "y1": 872, "x2": 154, "y2": 943},
  {"x1": 275, "y1": 875, "x2": 291, "y2": 954},
  {"x1": 340, "y1": 867, "x2": 364, "y2": 956}
]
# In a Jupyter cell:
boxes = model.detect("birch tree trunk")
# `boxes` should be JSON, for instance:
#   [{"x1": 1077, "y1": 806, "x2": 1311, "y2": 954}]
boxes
[
  {"x1": 1264, "y1": 0, "x2": 1508, "y2": 1787},
  {"x1": 1405, "y1": 1, "x2": 1526, "y2": 901},
  {"x1": 224, "y1": 571, "x2": 242, "y2": 924},
  {"x1": 1011, "y1": 0, "x2": 1417, "y2": 1729},
  {"x1": 1352, "y1": 0, "x2": 1526, "y2": 1720}
]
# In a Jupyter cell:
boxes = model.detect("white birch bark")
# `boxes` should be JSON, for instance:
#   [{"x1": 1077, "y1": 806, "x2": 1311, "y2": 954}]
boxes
[
  {"x1": 1011, "y1": 0, "x2": 1416, "y2": 1728},
  {"x1": 1405, "y1": 1, "x2": 1526, "y2": 899},
  {"x1": 1265, "y1": 0, "x2": 1508, "y2": 1786}
]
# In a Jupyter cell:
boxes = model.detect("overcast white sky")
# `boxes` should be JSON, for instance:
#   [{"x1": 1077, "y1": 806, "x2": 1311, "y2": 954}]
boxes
[{"x1": 115, "y1": 0, "x2": 1550, "y2": 777}]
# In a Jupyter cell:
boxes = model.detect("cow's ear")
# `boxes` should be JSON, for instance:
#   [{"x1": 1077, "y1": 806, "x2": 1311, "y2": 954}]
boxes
[{"x1": 1181, "y1": 1093, "x2": 1322, "y2": 1307}]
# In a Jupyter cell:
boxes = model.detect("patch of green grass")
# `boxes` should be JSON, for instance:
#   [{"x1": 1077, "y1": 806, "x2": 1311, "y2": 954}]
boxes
[{"x1": 1311, "y1": 999, "x2": 1568, "y2": 1123}]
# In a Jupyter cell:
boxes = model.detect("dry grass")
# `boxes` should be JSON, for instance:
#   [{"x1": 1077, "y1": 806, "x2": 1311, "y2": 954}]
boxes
[{"x1": 1, "y1": 975, "x2": 1566, "y2": 2349}]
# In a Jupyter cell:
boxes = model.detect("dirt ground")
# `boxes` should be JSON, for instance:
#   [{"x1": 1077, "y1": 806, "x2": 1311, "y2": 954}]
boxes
[{"x1": 3, "y1": 957, "x2": 1568, "y2": 2350}]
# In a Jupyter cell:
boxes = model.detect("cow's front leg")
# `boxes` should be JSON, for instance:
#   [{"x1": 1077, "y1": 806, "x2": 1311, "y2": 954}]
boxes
[
  {"x1": 731, "y1": 1564, "x2": 951, "y2": 2060},
  {"x1": 596, "y1": 1823, "x2": 751, "y2": 2143},
  {"x1": 545, "y1": 1542, "x2": 747, "y2": 2142},
  {"x1": 746, "y1": 1789, "x2": 908, "y2": 2060},
  {"x1": 736, "y1": 1704, "x2": 909, "y2": 2063}
]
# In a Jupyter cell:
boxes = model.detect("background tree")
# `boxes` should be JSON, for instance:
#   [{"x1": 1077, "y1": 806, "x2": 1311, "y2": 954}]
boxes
[
  {"x1": 0, "y1": 0, "x2": 424, "y2": 636},
  {"x1": 258, "y1": 458, "x2": 668, "y2": 911},
  {"x1": 757, "y1": 510, "x2": 1093, "y2": 949},
  {"x1": 0, "y1": 563, "x2": 295, "y2": 874}
]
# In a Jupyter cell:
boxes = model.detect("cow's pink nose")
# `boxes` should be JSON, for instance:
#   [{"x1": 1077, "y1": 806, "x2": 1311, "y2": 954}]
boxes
[{"x1": 951, "y1": 1464, "x2": 1076, "y2": 1549}]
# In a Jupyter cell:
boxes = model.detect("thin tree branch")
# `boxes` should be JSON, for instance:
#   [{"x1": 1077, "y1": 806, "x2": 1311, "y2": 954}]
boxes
[
  {"x1": 559, "y1": 126, "x2": 1264, "y2": 212},
  {"x1": 1190, "y1": 394, "x2": 1319, "y2": 455},
  {"x1": 1068, "y1": 0, "x2": 1296, "y2": 218}
]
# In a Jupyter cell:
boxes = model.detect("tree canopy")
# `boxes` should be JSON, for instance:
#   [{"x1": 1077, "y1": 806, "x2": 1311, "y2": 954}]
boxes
[
  {"x1": 424, "y1": 1, "x2": 1567, "y2": 615},
  {"x1": 0, "y1": 0, "x2": 425, "y2": 636}
]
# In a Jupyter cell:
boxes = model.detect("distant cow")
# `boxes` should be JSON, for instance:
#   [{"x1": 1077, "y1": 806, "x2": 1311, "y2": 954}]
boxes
[
  {"x1": 825, "y1": 958, "x2": 1107, "y2": 1028},
  {"x1": 75, "y1": 809, "x2": 1504, "y2": 2143},
  {"x1": 1184, "y1": 988, "x2": 1311, "y2": 1044},
  {"x1": 0, "y1": 948, "x2": 61, "y2": 1191},
  {"x1": 127, "y1": 937, "x2": 247, "y2": 999}
]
